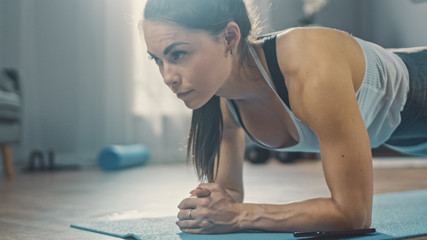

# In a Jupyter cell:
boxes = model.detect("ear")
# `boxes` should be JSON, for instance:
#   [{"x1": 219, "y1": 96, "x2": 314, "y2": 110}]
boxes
[{"x1": 224, "y1": 22, "x2": 241, "y2": 55}]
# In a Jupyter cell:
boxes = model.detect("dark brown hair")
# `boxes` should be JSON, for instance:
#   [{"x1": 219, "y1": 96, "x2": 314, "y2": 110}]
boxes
[{"x1": 143, "y1": 0, "x2": 258, "y2": 182}]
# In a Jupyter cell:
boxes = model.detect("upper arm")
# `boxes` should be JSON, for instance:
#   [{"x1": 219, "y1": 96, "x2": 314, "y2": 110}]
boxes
[
  {"x1": 213, "y1": 98, "x2": 246, "y2": 202},
  {"x1": 278, "y1": 28, "x2": 373, "y2": 227}
]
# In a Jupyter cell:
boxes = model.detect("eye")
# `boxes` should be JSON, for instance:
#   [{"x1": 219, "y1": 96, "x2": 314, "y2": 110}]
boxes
[{"x1": 170, "y1": 50, "x2": 186, "y2": 62}]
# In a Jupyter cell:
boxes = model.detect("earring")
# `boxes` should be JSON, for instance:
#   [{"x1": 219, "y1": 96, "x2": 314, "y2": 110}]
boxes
[{"x1": 230, "y1": 48, "x2": 233, "y2": 55}]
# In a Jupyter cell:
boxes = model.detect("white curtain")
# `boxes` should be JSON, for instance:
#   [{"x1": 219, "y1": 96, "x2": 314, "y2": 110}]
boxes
[
  {"x1": 16, "y1": 0, "x2": 190, "y2": 165},
  {"x1": 131, "y1": 1, "x2": 192, "y2": 164}
]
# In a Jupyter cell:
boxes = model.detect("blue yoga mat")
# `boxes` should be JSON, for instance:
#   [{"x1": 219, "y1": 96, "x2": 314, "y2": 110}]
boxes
[{"x1": 71, "y1": 189, "x2": 427, "y2": 240}]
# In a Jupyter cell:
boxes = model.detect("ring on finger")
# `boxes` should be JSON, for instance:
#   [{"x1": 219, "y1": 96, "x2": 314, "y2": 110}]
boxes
[{"x1": 187, "y1": 209, "x2": 193, "y2": 220}]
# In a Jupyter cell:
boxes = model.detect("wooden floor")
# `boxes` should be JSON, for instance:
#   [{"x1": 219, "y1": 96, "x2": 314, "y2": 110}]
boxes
[{"x1": 1, "y1": 158, "x2": 427, "y2": 240}]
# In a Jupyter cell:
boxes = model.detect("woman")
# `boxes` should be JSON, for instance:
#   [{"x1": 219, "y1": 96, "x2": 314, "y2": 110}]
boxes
[{"x1": 142, "y1": 0, "x2": 427, "y2": 234}]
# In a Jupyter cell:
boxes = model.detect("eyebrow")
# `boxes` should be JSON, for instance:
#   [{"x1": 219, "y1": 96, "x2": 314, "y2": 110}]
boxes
[
  {"x1": 147, "y1": 42, "x2": 189, "y2": 59},
  {"x1": 163, "y1": 42, "x2": 189, "y2": 55}
]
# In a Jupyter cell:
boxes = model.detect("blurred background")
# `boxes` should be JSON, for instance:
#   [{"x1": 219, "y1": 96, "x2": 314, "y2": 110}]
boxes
[{"x1": 1, "y1": 0, "x2": 427, "y2": 171}]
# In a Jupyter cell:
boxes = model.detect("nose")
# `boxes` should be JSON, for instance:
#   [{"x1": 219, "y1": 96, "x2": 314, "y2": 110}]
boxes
[{"x1": 162, "y1": 64, "x2": 181, "y2": 89}]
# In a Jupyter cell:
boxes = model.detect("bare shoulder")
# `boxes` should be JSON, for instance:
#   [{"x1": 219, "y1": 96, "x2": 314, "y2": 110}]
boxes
[
  {"x1": 276, "y1": 27, "x2": 357, "y2": 52},
  {"x1": 275, "y1": 27, "x2": 362, "y2": 76},
  {"x1": 273, "y1": 27, "x2": 365, "y2": 121}
]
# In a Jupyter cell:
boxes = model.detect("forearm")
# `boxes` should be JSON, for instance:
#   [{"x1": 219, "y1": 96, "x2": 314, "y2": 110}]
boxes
[
  {"x1": 237, "y1": 197, "x2": 371, "y2": 232},
  {"x1": 214, "y1": 124, "x2": 245, "y2": 203}
]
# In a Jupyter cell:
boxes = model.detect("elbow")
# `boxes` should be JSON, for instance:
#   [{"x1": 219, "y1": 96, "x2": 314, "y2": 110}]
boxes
[
  {"x1": 333, "y1": 200, "x2": 372, "y2": 230},
  {"x1": 339, "y1": 206, "x2": 372, "y2": 230},
  {"x1": 345, "y1": 211, "x2": 372, "y2": 230}
]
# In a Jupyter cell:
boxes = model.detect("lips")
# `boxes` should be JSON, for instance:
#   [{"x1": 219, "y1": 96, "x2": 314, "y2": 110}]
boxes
[{"x1": 176, "y1": 90, "x2": 193, "y2": 99}]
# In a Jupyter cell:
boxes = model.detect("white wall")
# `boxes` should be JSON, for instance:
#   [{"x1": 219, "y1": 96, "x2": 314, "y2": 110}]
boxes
[
  {"x1": 0, "y1": 0, "x2": 21, "y2": 67},
  {"x1": 269, "y1": 0, "x2": 427, "y2": 48},
  {"x1": 361, "y1": 0, "x2": 427, "y2": 48},
  {"x1": 269, "y1": 0, "x2": 364, "y2": 36}
]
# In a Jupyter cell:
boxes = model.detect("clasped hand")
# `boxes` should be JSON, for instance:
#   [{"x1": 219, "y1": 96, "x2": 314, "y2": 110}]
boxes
[{"x1": 176, "y1": 183, "x2": 241, "y2": 234}]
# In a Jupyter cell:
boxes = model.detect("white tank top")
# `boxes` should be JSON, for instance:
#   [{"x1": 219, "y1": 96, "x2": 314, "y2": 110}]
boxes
[{"x1": 227, "y1": 37, "x2": 410, "y2": 152}]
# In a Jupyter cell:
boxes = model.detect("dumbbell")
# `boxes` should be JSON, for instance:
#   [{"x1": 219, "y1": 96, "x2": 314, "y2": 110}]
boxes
[
  {"x1": 274, "y1": 151, "x2": 301, "y2": 163},
  {"x1": 244, "y1": 144, "x2": 270, "y2": 164}
]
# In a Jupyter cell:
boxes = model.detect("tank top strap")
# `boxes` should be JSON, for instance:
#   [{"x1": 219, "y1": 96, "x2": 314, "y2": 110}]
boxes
[
  {"x1": 224, "y1": 37, "x2": 295, "y2": 150},
  {"x1": 262, "y1": 36, "x2": 291, "y2": 110}
]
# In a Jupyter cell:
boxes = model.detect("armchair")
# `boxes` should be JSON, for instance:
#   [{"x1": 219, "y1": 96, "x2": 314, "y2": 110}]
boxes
[{"x1": 0, "y1": 68, "x2": 21, "y2": 179}]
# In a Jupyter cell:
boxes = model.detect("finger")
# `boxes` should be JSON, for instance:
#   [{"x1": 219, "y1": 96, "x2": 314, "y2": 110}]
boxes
[
  {"x1": 194, "y1": 187, "x2": 211, "y2": 198},
  {"x1": 176, "y1": 219, "x2": 199, "y2": 230},
  {"x1": 177, "y1": 209, "x2": 196, "y2": 220},
  {"x1": 177, "y1": 197, "x2": 198, "y2": 209},
  {"x1": 180, "y1": 227, "x2": 203, "y2": 234},
  {"x1": 197, "y1": 183, "x2": 221, "y2": 192}
]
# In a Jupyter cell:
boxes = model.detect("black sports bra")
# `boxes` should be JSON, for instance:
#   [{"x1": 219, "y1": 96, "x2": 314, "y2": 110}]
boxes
[{"x1": 228, "y1": 35, "x2": 291, "y2": 127}]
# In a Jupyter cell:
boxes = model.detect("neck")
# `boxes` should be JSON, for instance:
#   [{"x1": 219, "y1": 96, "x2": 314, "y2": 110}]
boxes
[{"x1": 215, "y1": 43, "x2": 271, "y2": 101}]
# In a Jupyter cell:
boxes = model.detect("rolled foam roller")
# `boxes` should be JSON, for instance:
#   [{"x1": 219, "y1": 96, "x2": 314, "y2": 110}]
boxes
[{"x1": 98, "y1": 144, "x2": 150, "y2": 170}]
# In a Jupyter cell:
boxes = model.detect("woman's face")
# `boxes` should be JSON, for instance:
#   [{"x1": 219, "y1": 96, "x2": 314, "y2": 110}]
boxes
[{"x1": 143, "y1": 20, "x2": 232, "y2": 109}]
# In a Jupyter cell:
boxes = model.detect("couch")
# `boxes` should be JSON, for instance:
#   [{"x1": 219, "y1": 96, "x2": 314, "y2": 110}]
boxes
[{"x1": 0, "y1": 68, "x2": 21, "y2": 179}]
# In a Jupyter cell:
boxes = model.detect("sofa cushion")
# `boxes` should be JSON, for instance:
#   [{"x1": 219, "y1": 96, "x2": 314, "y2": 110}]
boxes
[
  {"x1": 0, "y1": 91, "x2": 21, "y2": 120},
  {"x1": 0, "y1": 70, "x2": 21, "y2": 121}
]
